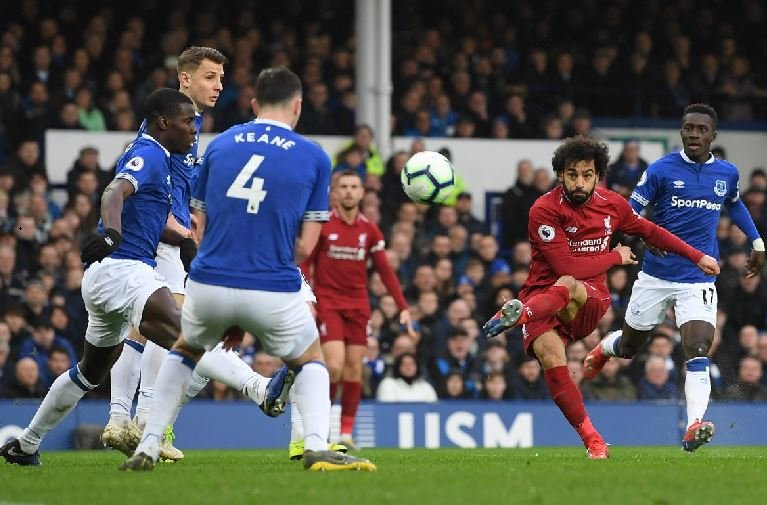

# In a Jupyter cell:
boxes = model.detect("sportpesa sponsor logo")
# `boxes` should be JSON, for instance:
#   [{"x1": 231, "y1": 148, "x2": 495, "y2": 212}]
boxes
[{"x1": 670, "y1": 196, "x2": 722, "y2": 210}]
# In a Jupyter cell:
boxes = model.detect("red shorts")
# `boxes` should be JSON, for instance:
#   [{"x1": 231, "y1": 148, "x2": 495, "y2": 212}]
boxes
[
  {"x1": 521, "y1": 286, "x2": 610, "y2": 355},
  {"x1": 316, "y1": 306, "x2": 370, "y2": 346}
]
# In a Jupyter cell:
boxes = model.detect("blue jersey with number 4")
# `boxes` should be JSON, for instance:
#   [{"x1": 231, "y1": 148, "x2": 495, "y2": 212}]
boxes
[
  {"x1": 630, "y1": 150, "x2": 740, "y2": 283},
  {"x1": 189, "y1": 119, "x2": 331, "y2": 291},
  {"x1": 137, "y1": 113, "x2": 203, "y2": 229},
  {"x1": 99, "y1": 134, "x2": 172, "y2": 267}
]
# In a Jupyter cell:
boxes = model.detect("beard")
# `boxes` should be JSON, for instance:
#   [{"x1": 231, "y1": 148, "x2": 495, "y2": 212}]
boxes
[{"x1": 563, "y1": 187, "x2": 592, "y2": 205}]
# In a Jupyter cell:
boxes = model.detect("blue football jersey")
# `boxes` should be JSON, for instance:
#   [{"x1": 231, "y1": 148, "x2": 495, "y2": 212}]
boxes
[
  {"x1": 630, "y1": 150, "x2": 740, "y2": 283},
  {"x1": 99, "y1": 134, "x2": 172, "y2": 266},
  {"x1": 189, "y1": 118, "x2": 332, "y2": 291},
  {"x1": 137, "y1": 113, "x2": 203, "y2": 229}
]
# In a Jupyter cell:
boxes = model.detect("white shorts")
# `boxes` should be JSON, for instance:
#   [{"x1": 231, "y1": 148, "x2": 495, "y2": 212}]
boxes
[
  {"x1": 182, "y1": 279, "x2": 318, "y2": 360},
  {"x1": 155, "y1": 242, "x2": 185, "y2": 295},
  {"x1": 624, "y1": 271, "x2": 717, "y2": 330},
  {"x1": 81, "y1": 258, "x2": 169, "y2": 347},
  {"x1": 299, "y1": 269, "x2": 316, "y2": 303}
]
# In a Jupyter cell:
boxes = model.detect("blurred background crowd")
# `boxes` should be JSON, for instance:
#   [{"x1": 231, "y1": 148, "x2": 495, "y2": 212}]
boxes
[{"x1": 1, "y1": 0, "x2": 767, "y2": 403}]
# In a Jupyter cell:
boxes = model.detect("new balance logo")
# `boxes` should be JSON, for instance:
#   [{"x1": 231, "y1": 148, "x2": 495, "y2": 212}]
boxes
[
  {"x1": 105, "y1": 237, "x2": 114, "y2": 246},
  {"x1": 565, "y1": 226, "x2": 578, "y2": 234}
]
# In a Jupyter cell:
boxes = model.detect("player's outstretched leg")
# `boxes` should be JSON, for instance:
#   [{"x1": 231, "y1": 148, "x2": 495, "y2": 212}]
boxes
[
  {"x1": 1, "y1": 438, "x2": 41, "y2": 466},
  {"x1": 482, "y1": 283, "x2": 572, "y2": 338},
  {"x1": 4, "y1": 342, "x2": 123, "y2": 466},
  {"x1": 120, "y1": 349, "x2": 200, "y2": 471},
  {"x1": 194, "y1": 344, "x2": 288, "y2": 416},
  {"x1": 103, "y1": 337, "x2": 145, "y2": 455},
  {"x1": 534, "y1": 332, "x2": 608, "y2": 459},
  {"x1": 288, "y1": 339, "x2": 375, "y2": 471},
  {"x1": 261, "y1": 365, "x2": 296, "y2": 417},
  {"x1": 287, "y1": 389, "x2": 348, "y2": 461},
  {"x1": 583, "y1": 330, "x2": 622, "y2": 380}
]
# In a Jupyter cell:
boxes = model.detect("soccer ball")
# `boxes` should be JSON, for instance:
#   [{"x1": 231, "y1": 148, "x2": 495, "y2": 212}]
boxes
[{"x1": 400, "y1": 150, "x2": 456, "y2": 204}]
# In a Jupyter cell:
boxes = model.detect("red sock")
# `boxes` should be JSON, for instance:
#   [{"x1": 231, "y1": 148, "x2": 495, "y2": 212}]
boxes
[
  {"x1": 544, "y1": 366, "x2": 599, "y2": 447},
  {"x1": 340, "y1": 381, "x2": 362, "y2": 437},
  {"x1": 330, "y1": 382, "x2": 339, "y2": 403},
  {"x1": 524, "y1": 285, "x2": 570, "y2": 323}
]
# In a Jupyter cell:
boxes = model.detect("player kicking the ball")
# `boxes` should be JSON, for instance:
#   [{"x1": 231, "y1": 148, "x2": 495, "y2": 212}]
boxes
[
  {"x1": 582, "y1": 104, "x2": 764, "y2": 452},
  {"x1": 482, "y1": 135, "x2": 719, "y2": 459},
  {"x1": 120, "y1": 67, "x2": 375, "y2": 472},
  {"x1": 103, "y1": 47, "x2": 293, "y2": 462},
  {"x1": 1, "y1": 89, "x2": 197, "y2": 466}
]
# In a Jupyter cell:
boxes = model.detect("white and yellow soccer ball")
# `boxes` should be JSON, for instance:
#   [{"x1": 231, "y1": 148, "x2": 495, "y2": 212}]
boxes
[{"x1": 400, "y1": 150, "x2": 456, "y2": 204}]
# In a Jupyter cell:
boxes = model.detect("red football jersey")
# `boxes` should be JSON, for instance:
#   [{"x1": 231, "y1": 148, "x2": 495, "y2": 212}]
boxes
[
  {"x1": 521, "y1": 186, "x2": 704, "y2": 300},
  {"x1": 303, "y1": 210, "x2": 408, "y2": 311}
]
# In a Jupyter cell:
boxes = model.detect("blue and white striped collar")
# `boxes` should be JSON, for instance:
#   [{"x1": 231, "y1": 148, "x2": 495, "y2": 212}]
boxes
[
  {"x1": 141, "y1": 133, "x2": 170, "y2": 157},
  {"x1": 253, "y1": 118, "x2": 293, "y2": 130},
  {"x1": 679, "y1": 149, "x2": 715, "y2": 164}
]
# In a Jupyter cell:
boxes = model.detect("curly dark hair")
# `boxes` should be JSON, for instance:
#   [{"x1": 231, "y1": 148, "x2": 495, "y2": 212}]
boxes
[
  {"x1": 683, "y1": 103, "x2": 718, "y2": 128},
  {"x1": 551, "y1": 135, "x2": 610, "y2": 180}
]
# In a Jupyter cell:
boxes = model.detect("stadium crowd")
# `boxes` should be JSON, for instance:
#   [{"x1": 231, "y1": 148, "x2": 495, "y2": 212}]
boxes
[{"x1": 1, "y1": 0, "x2": 767, "y2": 403}]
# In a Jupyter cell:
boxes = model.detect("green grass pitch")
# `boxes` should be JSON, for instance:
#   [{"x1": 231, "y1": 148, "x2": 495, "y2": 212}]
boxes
[{"x1": 1, "y1": 447, "x2": 764, "y2": 505}]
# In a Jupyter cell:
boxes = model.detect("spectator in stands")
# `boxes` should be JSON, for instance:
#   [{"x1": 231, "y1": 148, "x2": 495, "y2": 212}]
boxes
[
  {"x1": 430, "y1": 94, "x2": 458, "y2": 137},
  {"x1": 722, "y1": 356, "x2": 767, "y2": 401},
  {"x1": 510, "y1": 356, "x2": 548, "y2": 400},
  {"x1": 442, "y1": 368, "x2": 472, "y2": 399},
  {"x1": 430, "y1": 327, "x2": 478, "y2": 398},
  {"x1": 2, "y1": 139, "x2": 45, "y2": 194},
  {"x1": 44, "y1": 346, "x2": 71, "y2": 389},
  {"x1": 298, "y1": 82, "x2": 338, "y2": 135},
  {"x1": 19, "y1": 81, "x2": 53, "y2": 142},
  {"x1": 0, "y1": 356, "x2": 45, "y2": 398},
  {"x1": 376, "y1": 352, "x2": 437, "y2": 402},
  {"x1": 53, "y1": 102, "x2": 83, "y2": 130},
  {"x1": 18, "y1": 315, "x2": 76, "y2": 385},
  {"x1": 581, "y1": 358, "x2": 637, "y2": 401},
  {"x1": 0, "y1": 338, "x2": 10, "y2": 384},
  {"x1": 605, "y1": 139, "x2": 649, "y2": 198},
  {"x1": 65, "y1": 146, "x2": 110, "y2": 199},
  {"x1": 74, "y1": 86, "x2": 105, "y2": 131},
  {"x1": 757, "y1": 334, "x2": 767, "y2": 387},
  {"x1": 454, "y1": 192, "x2": 484, "y2": 235},
  {"x1": 362, "y1": 336, "x2": 385, "y2": 398},
  {"x1": 501, "y1": 159, "x2": 539, "y2": 249},
  {"x1": 480, "y1": 371, "x2": 510, "y2": 400},
  {"x1": 638, "y1": 355, "x2": 679, "y2": 401}
]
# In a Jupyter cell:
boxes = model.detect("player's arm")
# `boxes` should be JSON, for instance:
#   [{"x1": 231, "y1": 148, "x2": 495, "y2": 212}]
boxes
[
  {"x1": 161, "y1": 213, "x2": 192, "y2": 245},
  {"x1": 189, "y1": 148, "x2": 210, "y2": 242},
  {"x1": 616, "y1": 197, "x2": 719, "y2": 275},
  {"x1": 369, "y1": 229, "x2": 415, "y2": 337},
  {"x1": 296, "y1": 148, "x2": 332, "y2": 264},
  {"x1": 724, "y1": 176, "x2": 765, "y2": 277},
  {"x1": 296, "y1": 222, "x2": 323, "y2": 266},
  {"x1": 161, "y1": 213, "x2": 197, "y2": 272},
  {"x1": 80, "y1": 177, "x2": 134, "y2": 264},
  {"x1": 530, "y1": 204, "x2": 629, "y2": 277},
  {"x1": 629, "y1": 165, "x2": 667, "y2": 256}
]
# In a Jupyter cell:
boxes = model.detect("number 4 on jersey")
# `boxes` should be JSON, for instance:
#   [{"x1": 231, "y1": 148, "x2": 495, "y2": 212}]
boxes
[{"x1": 227, "y1": 154, "x2": 267, "y2": 213}]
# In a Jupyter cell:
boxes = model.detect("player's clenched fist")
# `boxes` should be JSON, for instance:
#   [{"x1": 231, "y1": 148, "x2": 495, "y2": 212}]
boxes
[
  {"x1": 81, "y1": 228, "x2": 122, "y2": 264},
  {"x1": 696, "y1": 255, "x2": 720, "y2": 276},
  {"x1": 612, "y1": 242, "x2": 637, "y2": 265}
]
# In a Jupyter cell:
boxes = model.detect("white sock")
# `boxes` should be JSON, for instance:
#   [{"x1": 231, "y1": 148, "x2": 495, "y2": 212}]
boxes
[
  {"x1": 164, "y1": 371, "x2": 209, "y2": 427},
  {"x1": 685, "y1": 357, "x2": 711, "y2": 427},
  {"x1": 135, "y1": 340, "x2": 167, "y2": 428},
  {"x1": 289, "y1": 388, "x2": 304, "y2": 442},
  {"x1": 293, "y1": 362, "x2": 330, "y2": 452},
  {"x1": 135, "y1": 352, "x2": 195, "y2": 461},
  {"x1": 20, "y1": 366, "x2": 96, "y2": 453},
  {"x1": 109, "y1": 339, "x2": 143, "y2": 425},
  {"x1": 195, "y1": 346, "x2": 267, "y2": 404},
  {"x1": 600, "y1": 330, "x2": 623, "y2": 357}
]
